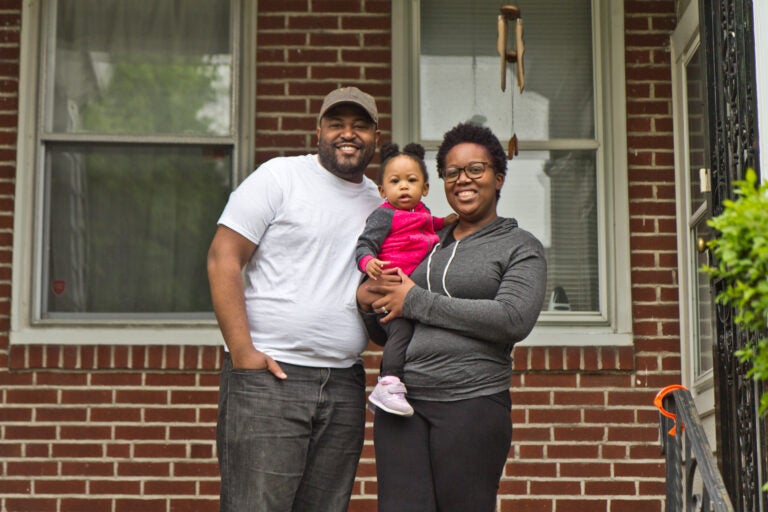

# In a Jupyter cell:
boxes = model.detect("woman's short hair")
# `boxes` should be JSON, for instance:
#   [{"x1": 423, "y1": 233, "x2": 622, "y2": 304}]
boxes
[
  {"x1": 377, "y1": 142, "x2": 428, "y2": 184},
  {"x1": 435, "y1": 123, "x2": 508, "y2": 177}
]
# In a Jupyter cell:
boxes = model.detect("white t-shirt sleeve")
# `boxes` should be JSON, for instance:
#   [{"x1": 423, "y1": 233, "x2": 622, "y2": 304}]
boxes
[{"x1": 217, "y1": 164, "x2": 283, "y2": 246}]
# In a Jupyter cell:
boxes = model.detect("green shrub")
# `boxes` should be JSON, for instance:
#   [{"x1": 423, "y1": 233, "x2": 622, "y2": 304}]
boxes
[{"x1": 702, "y1": 168, "x2": 768, "y2": 418}]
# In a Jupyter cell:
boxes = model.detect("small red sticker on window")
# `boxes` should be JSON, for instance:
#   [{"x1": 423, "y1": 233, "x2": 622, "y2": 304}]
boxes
[{"x1": 52, "y1": 280, "x2": 66, "y2": 296}]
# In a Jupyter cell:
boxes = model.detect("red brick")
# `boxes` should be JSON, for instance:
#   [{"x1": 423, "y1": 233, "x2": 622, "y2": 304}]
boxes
[
  {"x1": 518, "y1": 444, "x2": 544, "y2": 458},
  {"x1": 144, "y1": 480, "x2": 196, "y2": 495},
  {"x1": 556, "y1": 498, "x2": 608, "y2": 512},
  {"x1": 513, "y1": 426, "x2": 551, "y2": 442},
  {"x1": 0, "y1": 479, "x2": 32, "y2": 494},
  {"x1": 607, "y1": 425, "x2": 659, "y2": 444},
  {"x1": 169, "y1": 498, "x2": 220, "y2": 512},
  {"x1": 117, "y1": 462, "x2": 170, "y2": 477},
  {"x1": 554, "y1": 426, "x2": 604, "y2": 442},
  {"x1": 510, "y1": 390, "x2": 550, "y2": 405},
  {"x1": 310, "y1": 65, "x2": 362, "y2": 80},
  {"x1": 560, "y1": 462, "x2": 612, "y2": 478},
  {"x1": 60, "y1": 426, "x2": 111, "y2": 440},
  {"x1": 169, "y1": 426, "x2": 216, "y2": 440},
  {"x1": 6, "y1": 461, "x2": 58, "y2": 476},
  {"x1": 5, "y1": 499, "x2": 59, "y2": 511},
  {"x1": 61, "y1": 462, "x2": 114, "y2": 476},
  {"x1": 52, "y1": 443, "x2": 104, "y2": 458},
  {"x1": 499, "y1": 498, "x2": 553, "y2": 512},
  {"x1": 287, "y1": 15, "x2": 339, "y2": 30},
  {"x1": 36, "y1": 407, "x2": 88, "y2": 422},
  {"x1": 609, "y1": 499, "x2": 663, "y2": 512},
  {"x1": 115, "y1": 499, "x2": 167, "y2": 512},
  {"x1": 505, "y1": 462, "x2": 557, "y2": 478},
  {"x1": 6, "y1": 389, "x2": 58, "y2": 404},
  {"x1": 523, "y1": 373, "x2": 577, "y2": 388},
  {"x1": 134, "y1": 443, "x2": 186, "y2": 458},
  {"x1": 174, "y1": 462, "x2": 219, "y2": 477},
  {"x1": 89, "y1": 480, "x2": 141, "y2": 495},
  {"x1": 89, "y1": 407, "x2": 142, "y2": 422},
  {"x1": 554, "y1": 391, "x2": 604, "y2": 406},
  {"x1": 528, "y1": 408, "x2": 581, "y2": 424},
  {"x1": 586, "y1": 480, "x2": 637, "y2": 495},
  {"x1": 114, "y1": 426, "x2": 166, "y2": 440},
  {"x1": 4, "y1": 426, "x2": 57, "y2": 440},
  {"x1": 35, "y1": 479, "x2": 87, "y2": 494},
  {"x1": 145, "y1": 407, "x2": 197, "y2": 423},
  {"x1": 530, "y1": 479, "x2": 582, "y2": 495},
  {"x1": 547, "y1": 444, "x2": 599, "y2": 458},
  {"x1": 61, "y1": 499, "x2": 112, "y2": 512},
  {"x1": 170, "y1": 389, "x2": 218, "y2": 404}
]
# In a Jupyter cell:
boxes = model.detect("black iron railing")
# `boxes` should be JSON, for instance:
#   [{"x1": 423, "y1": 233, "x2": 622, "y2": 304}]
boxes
[{"x1": 656, "y1": 386, "x2": 735, "y2": 512}]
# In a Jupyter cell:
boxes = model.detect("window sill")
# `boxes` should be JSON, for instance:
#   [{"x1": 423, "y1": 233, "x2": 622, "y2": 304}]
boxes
[
  {"x1": 10, "y1": 325, "x2": 224, "y2": 346},
  {"x1": 518, "y1": 325, "x2": 633, "y2": 347}
]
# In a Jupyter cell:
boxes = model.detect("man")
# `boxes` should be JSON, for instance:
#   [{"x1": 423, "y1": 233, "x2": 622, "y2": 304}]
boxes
[{"x1": 208, "y1": 87, "x2": 382, "y2": 511}]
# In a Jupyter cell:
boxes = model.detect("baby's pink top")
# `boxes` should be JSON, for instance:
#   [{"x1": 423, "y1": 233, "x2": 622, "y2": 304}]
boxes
[{"x1": 356, "y1": 201, "x2": 446, "y2": 275}]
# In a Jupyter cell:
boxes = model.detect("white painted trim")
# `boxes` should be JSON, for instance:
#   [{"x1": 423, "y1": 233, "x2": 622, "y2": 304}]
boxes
[
  {"x1": 754, "y1": 0, "x2": 768, "y2": 180},
  {"x1": 11, "y1": 0, "x2": 42, "y2": 342},
  {"x1": 605, "y1": 0, "x2": 632, "y2": 335},
  {"x1": 518, "y1": 329, "x2": 633, "y2": 347},
  {"x1": 12, "y1": 327, "x2": 224, "y2": 346},
  {"x1": 670, "y1": 0, "x2": 715, "y2": 417}
]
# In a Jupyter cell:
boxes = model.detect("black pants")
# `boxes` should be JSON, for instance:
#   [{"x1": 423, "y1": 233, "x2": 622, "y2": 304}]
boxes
[
  {"x1": 373, "y1": 391, "x2": 512, "y2": 512},
  {"x1": 379, "y1": 317, "x2": 414, "y2": 380}
]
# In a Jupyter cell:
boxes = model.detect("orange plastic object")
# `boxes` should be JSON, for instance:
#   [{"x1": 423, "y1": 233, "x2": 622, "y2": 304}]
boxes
[{"x1": 653, "y1": 384, "x2": 688, "y2": 436}]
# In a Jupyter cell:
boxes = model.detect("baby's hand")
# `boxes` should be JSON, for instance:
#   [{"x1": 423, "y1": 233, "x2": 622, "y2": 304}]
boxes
[
  {"x1": 445, "y1": 213, "x2": 459, "y2": 225},
  {"x1": 366, "y1": 258, "x2": 389, "y2": 279}
]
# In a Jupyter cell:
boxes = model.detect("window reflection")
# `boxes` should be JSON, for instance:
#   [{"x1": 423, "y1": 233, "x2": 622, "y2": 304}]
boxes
[
  {"x1": 45, "y1": 145, "x2": 231, "y2": 317},
  {"x1": 49, "y1": 0, "x2": 232, "y2": 136}
]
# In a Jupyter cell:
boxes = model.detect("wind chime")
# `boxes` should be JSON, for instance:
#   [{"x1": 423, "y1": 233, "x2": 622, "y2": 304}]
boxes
[{"x1": 497, "y1": 5, "x2": 524, "y2": 159}]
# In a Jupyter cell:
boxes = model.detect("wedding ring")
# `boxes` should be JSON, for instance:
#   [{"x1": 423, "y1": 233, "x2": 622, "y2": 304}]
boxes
[{"x1": 381, "y1": 306, "x2": 388, "y2": 315}]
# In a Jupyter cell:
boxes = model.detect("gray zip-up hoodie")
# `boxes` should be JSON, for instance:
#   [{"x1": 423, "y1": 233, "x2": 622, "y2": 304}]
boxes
[{"x1": 401, "y1": 216, "x2": 547, "y2": 401}]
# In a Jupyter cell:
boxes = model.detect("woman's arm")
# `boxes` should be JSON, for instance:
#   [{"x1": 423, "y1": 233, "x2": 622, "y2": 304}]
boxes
[{"x1": 369, "y1": 247, "x2": 547, "y2": 345}]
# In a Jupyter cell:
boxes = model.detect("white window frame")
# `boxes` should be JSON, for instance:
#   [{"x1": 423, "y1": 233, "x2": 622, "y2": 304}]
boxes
[
  {"x1": 11, "y1": 0, "x2": 255, "y2": 345},
  {"x1": 391, "y1": 0, "x2": 632, "y2": 346},
  {"x1": 756, "y1": 0, "x2": 768, "y2": 182}
]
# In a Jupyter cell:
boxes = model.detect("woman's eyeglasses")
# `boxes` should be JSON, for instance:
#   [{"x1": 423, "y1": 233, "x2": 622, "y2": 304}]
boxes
[{"x1": 440, "y1": 161, "x2": 491, "y2": 183}]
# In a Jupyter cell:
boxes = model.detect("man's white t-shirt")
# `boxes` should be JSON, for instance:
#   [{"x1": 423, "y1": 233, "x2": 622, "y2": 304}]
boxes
[{"x1": 217, "y1": 154, "x2": 381, "y2": 368}]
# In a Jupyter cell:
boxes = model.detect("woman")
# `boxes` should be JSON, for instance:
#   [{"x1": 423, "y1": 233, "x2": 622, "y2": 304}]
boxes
[{"x1": 365, "y1": 123, "x2": 547, "y2": 511}]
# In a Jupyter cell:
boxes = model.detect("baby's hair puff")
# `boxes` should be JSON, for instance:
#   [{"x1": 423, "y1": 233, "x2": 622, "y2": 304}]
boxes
[{"x1": 378, "y1": 142, "x2": 429, "y2": 184}]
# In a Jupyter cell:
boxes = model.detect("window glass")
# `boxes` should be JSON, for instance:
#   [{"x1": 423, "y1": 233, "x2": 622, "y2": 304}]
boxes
[
  {"x1": 420, "y1": 0, "x2": 594, "y2": 141},
  {"x1": 424, "y1": 149, "x2": 598, "y2": 313},
  {"x1": 48, "y1": 0, "x2": 232, "y2": 136},
  {"x1": 44, "y1": 145, "x2": 231, "y2": 317},
  {"x1": 38, "y1": 0, "x2": 237, "y2": 320},
  {"x1": 686, "y1": 46, "x2": 708, "y2": 214},
  {"x1": 419, "y1": 0, "x2": 599, "y2": 314}
]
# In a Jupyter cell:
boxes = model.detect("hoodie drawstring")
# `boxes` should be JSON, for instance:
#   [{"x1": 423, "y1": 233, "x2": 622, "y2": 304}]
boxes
[{"x1": 426, "y1": 241, "x2": 459, "y2": 297}]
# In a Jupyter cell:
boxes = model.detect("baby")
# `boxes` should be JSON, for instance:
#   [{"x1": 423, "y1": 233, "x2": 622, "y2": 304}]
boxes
[{"x1": 356, "y1": 142, "x2": 457, "y2": 416}]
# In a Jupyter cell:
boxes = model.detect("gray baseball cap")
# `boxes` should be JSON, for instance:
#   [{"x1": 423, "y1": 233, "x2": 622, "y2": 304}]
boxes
[{"x1": 318, "y1": 86, "x2": 378, "y2": 125}]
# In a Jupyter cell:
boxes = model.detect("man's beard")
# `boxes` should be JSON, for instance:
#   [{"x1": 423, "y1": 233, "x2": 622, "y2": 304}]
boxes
[{"x1": 318, "y1": 140, "x2": 375, "y2": 179}]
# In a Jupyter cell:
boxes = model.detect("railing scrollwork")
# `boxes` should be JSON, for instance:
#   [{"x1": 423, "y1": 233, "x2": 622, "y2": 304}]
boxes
[{"x1": 656, "y1": 385, "x2": 735, "y2": 512}]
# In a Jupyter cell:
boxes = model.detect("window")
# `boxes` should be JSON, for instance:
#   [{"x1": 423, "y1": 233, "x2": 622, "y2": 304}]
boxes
[
  {"x1": 12, "y1": 0, "x2": 253, "y2": 343},
  {"x1": 392, "y1": 0, "x2": 631, "y2": 342}
]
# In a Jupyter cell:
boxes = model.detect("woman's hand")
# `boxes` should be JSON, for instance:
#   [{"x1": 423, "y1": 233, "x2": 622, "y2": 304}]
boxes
[{"x1": 365, "y1": 268, "x2": 415, "y2": 323}]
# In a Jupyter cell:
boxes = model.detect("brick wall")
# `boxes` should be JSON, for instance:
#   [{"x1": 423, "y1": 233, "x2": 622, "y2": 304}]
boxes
[{"x1": 0, "y1": 1, "x2": 681, "y2": 511}]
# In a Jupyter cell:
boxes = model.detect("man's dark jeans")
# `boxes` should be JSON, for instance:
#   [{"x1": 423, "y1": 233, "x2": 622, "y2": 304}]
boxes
[{"x1": 217, "y1": 354, "x2": 366, "y2": 511}]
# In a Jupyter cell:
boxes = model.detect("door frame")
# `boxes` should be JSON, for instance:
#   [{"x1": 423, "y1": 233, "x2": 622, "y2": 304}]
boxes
[{"x1": 671, "y1": 0, "x2": 716, "y2": 419}]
